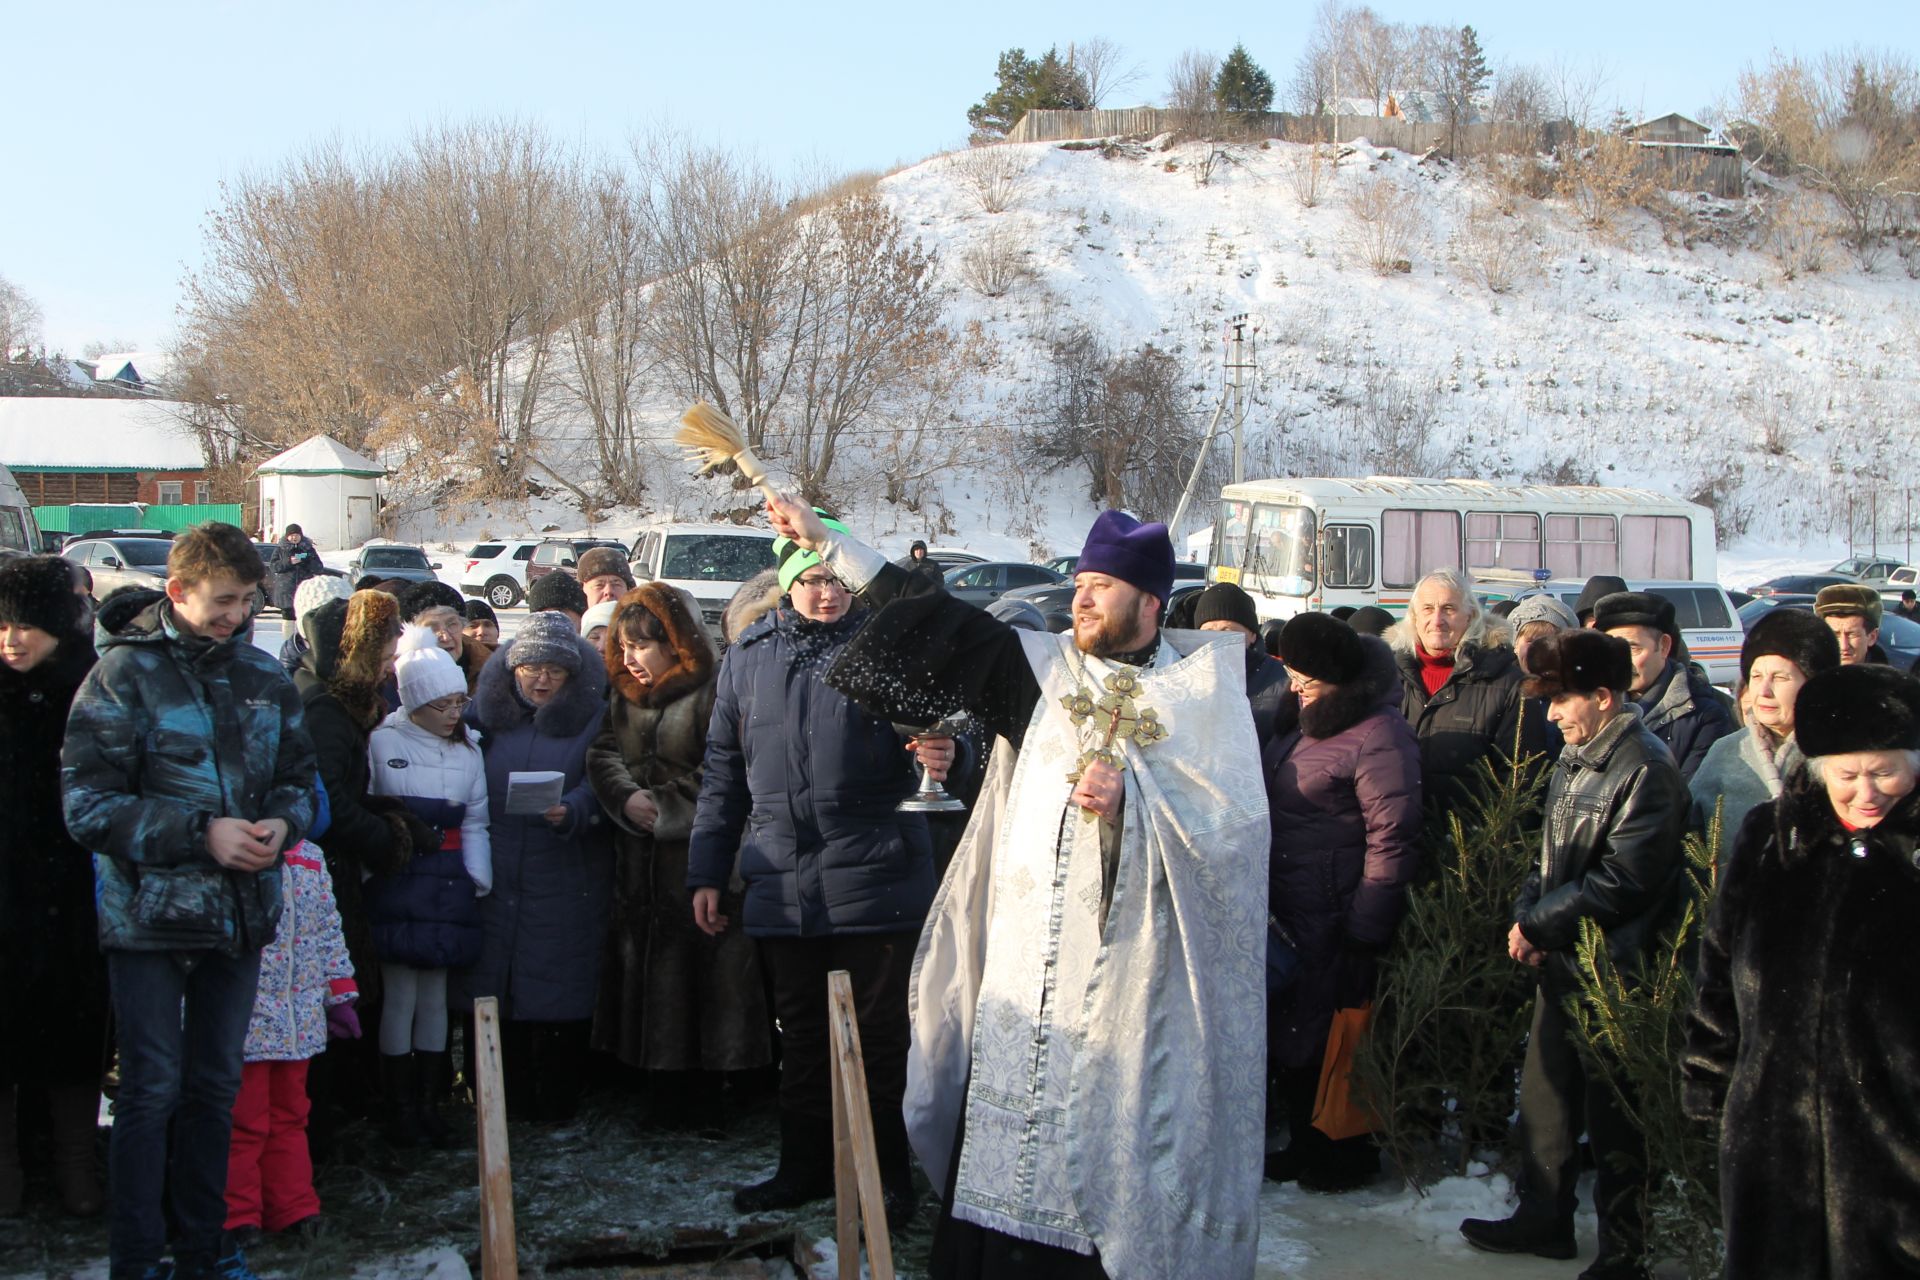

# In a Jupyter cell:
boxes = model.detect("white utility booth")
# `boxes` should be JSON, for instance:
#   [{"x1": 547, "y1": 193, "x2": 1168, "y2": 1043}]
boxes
[{"x1": 254, "y1": 436, "x2": 385, "y2": 550}]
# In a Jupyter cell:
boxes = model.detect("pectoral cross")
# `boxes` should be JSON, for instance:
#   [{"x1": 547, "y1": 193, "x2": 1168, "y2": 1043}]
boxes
[{"x1": 1061, "y1": 668, "x2": 1169, "y2": 821}]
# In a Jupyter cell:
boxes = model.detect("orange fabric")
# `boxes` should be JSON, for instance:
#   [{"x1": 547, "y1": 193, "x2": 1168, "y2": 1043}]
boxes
[{"x1": 1310, "y1": 1002, "x2": 1382, "y2": 1141}]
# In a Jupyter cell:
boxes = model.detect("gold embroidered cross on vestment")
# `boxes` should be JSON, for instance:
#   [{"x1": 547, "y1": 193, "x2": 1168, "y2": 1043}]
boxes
[{"x1": 1061, "y1": 667, "x2": 1169, "y2": 820}]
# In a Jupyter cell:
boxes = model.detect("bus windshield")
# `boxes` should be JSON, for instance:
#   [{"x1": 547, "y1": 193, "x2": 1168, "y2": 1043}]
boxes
[{"x1": 1246, "y1": 504, "x2": 1315, "y2": 596}]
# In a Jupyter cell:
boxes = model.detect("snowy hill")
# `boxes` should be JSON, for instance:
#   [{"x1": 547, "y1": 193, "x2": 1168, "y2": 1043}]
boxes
[{"x1": 388, "y1": 136, "x2": 1919, "y2": 569}]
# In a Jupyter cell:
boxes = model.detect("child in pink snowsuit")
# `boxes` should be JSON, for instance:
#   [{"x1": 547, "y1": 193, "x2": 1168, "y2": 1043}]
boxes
[{"x1": 225, "y1": 839, "x2": 358, "y2": 1238}]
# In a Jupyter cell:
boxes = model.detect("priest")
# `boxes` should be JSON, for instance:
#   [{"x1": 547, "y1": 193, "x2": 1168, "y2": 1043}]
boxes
[{"x1": 766, "y1": 495, "x2": 1269, "y2": 1280}]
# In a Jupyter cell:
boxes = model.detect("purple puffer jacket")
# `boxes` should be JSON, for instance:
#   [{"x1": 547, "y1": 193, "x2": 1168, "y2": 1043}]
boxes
[{"x1": 1264, "y1": 636, "x2": 1423, "y2": 1069}]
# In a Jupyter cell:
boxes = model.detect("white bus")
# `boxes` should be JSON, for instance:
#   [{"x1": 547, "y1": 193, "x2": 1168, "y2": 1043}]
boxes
[{"x1": 1210, "y1": 476, "x2": 1717, "y2": 620}]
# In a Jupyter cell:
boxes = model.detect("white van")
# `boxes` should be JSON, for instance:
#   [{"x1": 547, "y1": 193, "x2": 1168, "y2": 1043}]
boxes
[
  {"x1": 629, "y1": 523, "x2": 780, "y2": 638},
  {"x1": 0, "y1": 464, "x2": 43, "y2": 560}
]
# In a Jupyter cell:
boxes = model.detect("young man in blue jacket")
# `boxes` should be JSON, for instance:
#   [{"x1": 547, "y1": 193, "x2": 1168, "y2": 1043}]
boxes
[{"x1": 64, "y1": 522, "x2": 317, "y2": 1280}]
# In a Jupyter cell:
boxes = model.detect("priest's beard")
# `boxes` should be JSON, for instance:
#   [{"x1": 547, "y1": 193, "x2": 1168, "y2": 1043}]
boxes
[{"x1": 1075, "y1": 605, "x2": 1154, "y2": 657}]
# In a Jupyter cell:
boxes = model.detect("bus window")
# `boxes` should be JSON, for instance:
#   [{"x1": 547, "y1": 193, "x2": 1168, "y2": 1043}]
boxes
[
  {"x1": 1214, "y1": 499, "x2": 1253, "y2": 580},
  {"x1": 1622, "y1": 515, "x2": 1692, "y2": 579},
  {"x1": 0, "y1": 508, "x2": 26, "y2": 554},
  {"x1": 1466, "y1": 512, "x2": 1542, "y2": 572},
  {"x1": 1545, "y1": 514, "x2": 1619, "y2": 578},
  {"x1": 1247, "y1": 503, "x2": 1315, "y2": 596},
  {"x1": 1382, "y1": 509, "x2": 1461, "y2": 588},
  {"x1": 1322, "y1": 525, "x2": 1373, "y2": 589}
]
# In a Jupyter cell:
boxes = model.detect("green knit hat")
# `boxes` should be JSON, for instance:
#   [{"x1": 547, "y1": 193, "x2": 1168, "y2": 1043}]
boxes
[{"x1": 773, "y1": 510, "x2": 851, "y2": 592}]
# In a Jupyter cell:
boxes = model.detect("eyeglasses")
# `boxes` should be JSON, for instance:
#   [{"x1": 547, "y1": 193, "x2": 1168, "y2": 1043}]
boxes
[
  {"x1": 792, "y1": 574, "x2": 846, "y2": 592},
  {"x1": 1288, "y1": 673, "x2": 1326, "y2": 695},
  {"x1": 515, "y1": 663, "x2": 569, "y2": 682},
  {"x1": 424, "y1": 695, "x2": 471, "y2": 713}
]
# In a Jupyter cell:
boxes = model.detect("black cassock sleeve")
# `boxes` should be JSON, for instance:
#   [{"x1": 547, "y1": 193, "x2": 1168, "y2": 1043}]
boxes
[{"x1": 829, "y1": 562, "x2": 1042, "y2": 747}]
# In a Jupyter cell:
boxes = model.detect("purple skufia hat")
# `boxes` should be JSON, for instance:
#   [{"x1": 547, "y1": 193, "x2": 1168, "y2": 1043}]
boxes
[{"x1": 1075, "y1": 510, "x2": 1174, "y2": 604}]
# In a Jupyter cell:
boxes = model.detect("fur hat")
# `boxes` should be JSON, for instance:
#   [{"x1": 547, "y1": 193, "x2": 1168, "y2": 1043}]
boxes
[
  {"x1": 1346, "y1": 605, "x2": 1394, "y2": 637},
  {"x1": 1796, "y1": 664, "x2": 1920, "y2": 758},
  {"x1": 575, "y1": 546, "x2": 634, "y2": 589},
  {"x1": 1279, "y1": 611, "x2": 1366, "y2": 684},
  {"x1": 724, "y1": 569, "x2": 783, "y2": 643},
  {"x1": 0, "y1": 555, "x2": 83, "y2": 637},
  {"x1": 1574, "y1": 575, "x2": 1629, "y2": 624},
  {"x1": 605, "y1": 582, "x2": 716, "y2": 707},
  {"x1": 1191, "y1": 582, "x2": 1259, "y2": 635},
  {"x1": 394, "y1": 624, "x2": 468, "y2": 711},
  {"x1": 398, "y1": 579, "x2": 464, "y2": 621},
  {"x1": 1521, "y1": 628, "x2": 1634, "y2": 699},
  {"x1": 1741, "y1": 607, "x2": 1841, "y2": 684},
  {"x1": 579, "y1": 600, "x2": 619, "y2": 637},
  {"x1": 507, "y1": 609, "x2": 583, "y2": 673},
  {"x1": 463, "y1": 597, "x2": 497, "y2": 625},
  {"x1": 1814, "y1": 583, "x2": 1883, "y2": 629},
  {"x1": 773, "y1": 511, "x2": 852, "y2": 592},
  {"x1": 293, "y1": 573, "x2": 353, "y2": 622},
  {"x1": 1508, "y1": 593, "x2": 1578, "y2": 634},
  {"x1": 1592, "y1": 591, "x2": 1677, "y2": 638},
  {"x1": 343, "y1": 589, "x2": 401, "y2": 666},
  {"x1": 1076, "y1": 510, "x2": 1174, "y2": 605},
  {"x1": 527, "y1": 570, "x2": 589, "y2": 616}
]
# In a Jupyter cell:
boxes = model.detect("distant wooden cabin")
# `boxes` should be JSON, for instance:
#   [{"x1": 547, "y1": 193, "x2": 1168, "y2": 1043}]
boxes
[
  {"x1": 1624, "y1": 113, "x2": 1712, "y2": 145},
  {"x1": 1624, "y1": 113, "x2": 1742, "y2": 198}
]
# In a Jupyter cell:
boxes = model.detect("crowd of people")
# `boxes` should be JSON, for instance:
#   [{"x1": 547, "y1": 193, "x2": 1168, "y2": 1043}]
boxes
[{"x1": 0, "y1": 509, "x2": 1912, "y2": 1280}]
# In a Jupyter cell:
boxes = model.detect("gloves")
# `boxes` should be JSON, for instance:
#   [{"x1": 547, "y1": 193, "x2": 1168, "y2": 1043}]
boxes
[
  {"x1": 403, "y1": 814, "x2": 440, "y2": 858},
  {"x1": 1332, "y1": 938, "x2": 1383, "y2": 1010},
  {"x1": 326, "y1": 1002, "x2": 362, "y2": 1041}
]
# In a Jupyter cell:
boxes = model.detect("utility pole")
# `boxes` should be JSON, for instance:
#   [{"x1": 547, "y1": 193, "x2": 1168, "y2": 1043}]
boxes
[{"x1": 1224, "y1": 315, "x2": 1256, "y2": 485}]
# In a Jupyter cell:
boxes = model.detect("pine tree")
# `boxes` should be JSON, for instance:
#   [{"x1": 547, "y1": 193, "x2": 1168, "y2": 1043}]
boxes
[
  {"x1": 1439, "y1": 25, "x2": 1491, "y2": 157},
  {"x1": 1213, "y1": 43, "x2": 1275, "y2": 118},
  {"x1": 966, "y1": 46, "x2": 1091, "y2": 141}
]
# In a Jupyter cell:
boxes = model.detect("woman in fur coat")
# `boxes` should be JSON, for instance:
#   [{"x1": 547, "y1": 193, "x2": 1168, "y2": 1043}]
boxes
[
  {"x1": 0, "y1": 556, "x2": 106, "y2": 1217},
  {"x1": 1262, "y1": 612, "x2": 1423, "y2": 1194},
  {"x1": 588, "y1": 585, "x2": 771, "y2": 1105},
  {"x1": 1683, "y1": 663, "x2": 1920, "y2": 1280}
]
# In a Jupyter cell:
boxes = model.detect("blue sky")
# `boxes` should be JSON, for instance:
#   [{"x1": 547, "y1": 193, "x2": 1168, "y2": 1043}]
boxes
[{"x1": 7, "y1": 0, "x2": 1912, "y2": 356}]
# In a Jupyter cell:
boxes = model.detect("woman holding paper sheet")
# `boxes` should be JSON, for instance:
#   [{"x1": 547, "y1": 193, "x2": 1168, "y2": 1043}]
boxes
[{"x1": 463, "y1": 609, "x2": 612, "y2": 1122}]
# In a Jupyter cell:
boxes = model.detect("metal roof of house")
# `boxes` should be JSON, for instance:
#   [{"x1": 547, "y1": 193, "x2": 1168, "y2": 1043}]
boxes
[{"x1": 0, "y1": 397, "x2": 205, "y2": 472}]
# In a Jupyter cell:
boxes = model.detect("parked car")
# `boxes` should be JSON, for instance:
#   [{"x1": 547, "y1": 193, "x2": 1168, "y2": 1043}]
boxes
[
  {"x1": 347, "y1": 542, "x2": 442, "y2": 587},
  {"x1": 459, "y1": 538, "x2": 543, "y2": 608},
  {"x1": 1829, "y1": 555, "x2": 1905, "y2": 587},
  {"x1": 525, "y1": 537, "x2": 627, "y2": 588},
  {"x1": 64, "y1": 528, "x2": 171, "y2": 547},
  {"x1": 994, "y1": 578, "x2": 1209, "y2": 634},
  {"x1": 1044, "y1": 555, "x2": 1208, "y2": 582},
  {"x1": 629, "y1": 523, "x2": 781, "y2": 637},
  {"x1": 62, "y1": 536, "x2": 174, "y2": 601},
  {"x1": 1740, "y1": 595, "x2": 1920, "y2": 672},
  {"x1": 1748, "y1": 572, "x2": 1856, "y2": 597},
  {"x1": 944, "y1": 561, "x2": 1066, "y2": 608},
  {"x1": 1501, "y1": 578, "x2": 1746, "y2": 687},
  {"x1": 922, "y1": 546, "x2": 986, "y2": 572}
]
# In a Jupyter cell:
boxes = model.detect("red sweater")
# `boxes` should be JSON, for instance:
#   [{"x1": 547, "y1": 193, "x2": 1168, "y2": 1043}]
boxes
[{"x1": 1415, "y1": 642, "x2": 1455, "y2": 698}]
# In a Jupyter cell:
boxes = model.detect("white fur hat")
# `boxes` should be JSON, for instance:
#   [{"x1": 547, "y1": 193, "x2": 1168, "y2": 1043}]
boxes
[
  {"x1": 394, "y1": 623, "x2": 468, "y2": 711},
  {"x1": 580, "y1": 600, "x2": 619, "y2": 637}
]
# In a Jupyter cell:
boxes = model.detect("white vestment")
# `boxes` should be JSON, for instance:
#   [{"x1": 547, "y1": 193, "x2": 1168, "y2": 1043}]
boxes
[{"x1": 906, "y1": 628, "x2": 1270, "y2": 1280}]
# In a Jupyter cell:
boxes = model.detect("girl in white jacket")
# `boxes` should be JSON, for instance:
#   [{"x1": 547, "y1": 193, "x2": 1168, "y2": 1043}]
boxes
[{"x1": 365, "y1": 626, "x2": 490, "y2": 1147}]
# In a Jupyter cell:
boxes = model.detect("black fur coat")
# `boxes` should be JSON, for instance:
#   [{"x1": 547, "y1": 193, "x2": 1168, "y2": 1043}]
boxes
[{"x1": 1682, "y1": 773, "x2": 1920, "y2": 1279}]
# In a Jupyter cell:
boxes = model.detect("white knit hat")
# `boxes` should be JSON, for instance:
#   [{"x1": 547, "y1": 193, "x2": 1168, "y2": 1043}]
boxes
[
  {"x1": 580, "y1": 600, "x2": 618, "y2": 637},
  {"x1": 293, "y1": 573, "x2": 354, "y2": 621},
  {"x1": 394, "y1": 624, "x2": 468, "y2": 711}
]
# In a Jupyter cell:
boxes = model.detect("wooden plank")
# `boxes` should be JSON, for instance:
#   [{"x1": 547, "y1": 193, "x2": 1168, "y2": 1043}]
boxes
[
  {"x1": 827, "y1": 970, "x2": 894, "y2": 1280},
  {"x1": 474, "y1": 996, "x2": 519, "y2": 1280},
  {"x1": 831, "y1": 998, "x2": 860, "y2": 1280}
]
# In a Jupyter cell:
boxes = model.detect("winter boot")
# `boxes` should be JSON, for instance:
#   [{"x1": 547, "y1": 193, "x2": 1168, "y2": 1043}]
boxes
[
  {"x1": 0, "y1": 1086, "x2": 21, "y2": 1217},
  {"x1": 1298, "y1": 1133, "x2": 1382, "y2": 1193},
  {"x1": 1459, "y1": 1212, "x2": 1578, "y2": 1260},
  {"x1": 1262, "y1": 1065, "x2": 1324, "y2": 1184},
  {"x1": 530, "y1": 1024, "x2": 589, "y2": 1124},
  {"x1": 732, "y1": 1111, "x2": 834, "y2": 1214},
  {"x1": 872, "y1": 1106, "x2": 920, "y2": 1233},
  {"x1": 414, "y1": 1051, "x2": 457, "y2": 1149},
  {"x1": 379, "y1": 1054, "x2": 426, "y2": 1148},
  {"x1": 48, "y1": 1084, "x2": 105, "y2": 1216}
]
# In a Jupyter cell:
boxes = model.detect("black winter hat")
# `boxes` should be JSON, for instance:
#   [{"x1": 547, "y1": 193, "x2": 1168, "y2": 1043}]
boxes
[
  {"x1": 463, "y1": 597, "x2": 498, "y2": 625},
  {"x1": 1279, "y1": 611, "x2": 1366, "y2": 684},
  {"x1": 527, "y1": 570, "x2": 589, "y2": 616},
  {"x1": 0, "y1": 555, "x2": 83, "y2": 637},
  {"x1": 1740, "y1": 607, "x2": 1841, "y2": 684},
  {"x1": 1574, "y1": 575, "x2": 1630, "y2": 624},
  {"x1": 399, "y1": 579, "x2": 465, "y2": 621},
  {"x1": 1521, "y1": 628, "x2": 1633, "y2": 699},
  {"x1": 1795, "y1": 664, "x2": 1920, "y2": 758},
  {"x1": 1592, "y1": 590, "x2": 1675, "y2": 637},
  {"x1": 1191, "y1": 582, "x2": 1259, "y2": 635},
  {"x1": 1347, "y1": 605, "x2": 1394, "y2": 637}
]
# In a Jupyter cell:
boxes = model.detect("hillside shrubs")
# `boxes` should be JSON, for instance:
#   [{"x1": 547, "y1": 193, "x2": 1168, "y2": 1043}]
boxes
[
  {"x1": 1347, "y1": 175, "x2": 1424, "y2": 274},
  {"x1": 954, "y1": 146, "x2": 1027, "y2": 214},
  {"x1": 959, "y1": 227, "x2": 1029, "y2": 297}
]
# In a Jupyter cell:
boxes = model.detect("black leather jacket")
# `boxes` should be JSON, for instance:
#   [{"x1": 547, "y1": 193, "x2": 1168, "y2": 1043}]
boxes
[{"x1": 1515, "y1": 708, "x2": 1688, "y2": 993}]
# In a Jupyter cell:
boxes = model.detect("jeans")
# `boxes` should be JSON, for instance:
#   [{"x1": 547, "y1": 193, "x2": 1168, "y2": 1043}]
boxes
[{"x1": 108, "y1": 948, "x2": 262, "y2": 1278}]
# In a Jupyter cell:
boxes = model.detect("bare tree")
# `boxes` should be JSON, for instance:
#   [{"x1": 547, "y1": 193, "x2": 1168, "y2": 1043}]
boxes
[
  {"x1": 0, "y1": 273, "x2": 43, "y2": 359},
  {"x1": 560, "y1": 161, "x2": 657, "y2": 505},
  {"x1": 1067, "y1": 37, "x2": 1143, "y2": 108},
  {"x1": 1166, "y1": 49, "x2": 1221, "y2": 134},
  {"x1": 1344, "y1": 8, "x2": 1413, "y2": 115},
  {"x1": 1289, "y1": 0, "x2": 1351, "y2": 118},
  {"x1": 1547, "y1": 56, "x2": 1611, "y2": 129}
]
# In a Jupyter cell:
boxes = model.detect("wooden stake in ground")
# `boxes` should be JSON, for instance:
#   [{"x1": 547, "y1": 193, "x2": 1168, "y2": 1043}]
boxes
[
  {"x1": 473, "y1": 996, "x2": 519, "y2": 1280},
  {"x1": 676, "y1": 401, "x2": 780, "y2": 505},
  {"x1": 828, "y1": 970, "x2": 894, "y2": 1280}
]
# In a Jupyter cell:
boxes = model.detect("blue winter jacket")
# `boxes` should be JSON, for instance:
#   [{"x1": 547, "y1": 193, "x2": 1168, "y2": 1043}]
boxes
[
  {"x1": 63, "y1": 598, "x2": 316, "y2": 956},
  {"x1": 687, "y1": 607, "x2": 934, "y2": 938}
]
